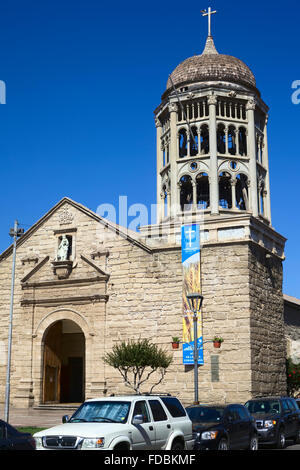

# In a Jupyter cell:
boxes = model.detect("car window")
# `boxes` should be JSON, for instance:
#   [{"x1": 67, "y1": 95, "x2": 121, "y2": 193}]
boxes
[
  {"x1": 160, "y1": 397, "x2": 186, "y2": 418},
  {"x1": 132, "y1": 401, "x2": 150, "y2": 423},
  {"x1": 186, "y1": 406, "x2": 224, "y2": 423},
  {"x1": 226, "y1": 406, "x2": 239, "y2": 421},
  {"x1": 287, "y1": 399, "x2": 297, "y2": 411},
  {"x1": 282, "y1": 400, "x2": 290, "y2": 412},
  {"x1": 236, "y1": 406, "x2": 250, "y2": 420},
  {"x1": 149, "y1": 400, "x2": 168, "y2": 421}
]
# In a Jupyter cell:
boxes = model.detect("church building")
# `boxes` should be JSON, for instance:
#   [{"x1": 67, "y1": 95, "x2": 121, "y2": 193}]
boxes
[{"x1": 0, "y1": 12, "x2": 288, "y2": 409}]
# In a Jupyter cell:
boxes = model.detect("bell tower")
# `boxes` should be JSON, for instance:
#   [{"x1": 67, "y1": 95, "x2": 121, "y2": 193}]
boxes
[
  {"x1": 139, "y1": 9, "x2": 287, "y2": 400},
  {"x1": 154, "y1": 9, "x2": 271, "y2": 230}
]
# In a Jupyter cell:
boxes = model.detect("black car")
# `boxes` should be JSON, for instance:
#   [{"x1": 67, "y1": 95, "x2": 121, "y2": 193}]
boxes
[
  {"x1": 186, "y1": 404, "x2": 258, "y2": 450},
  {"x1": 245, "y1": 396, "x2": 300, "y2": 448},
  {"x1": 0, "y1": 420, "x2": 36, "y2": 450}
]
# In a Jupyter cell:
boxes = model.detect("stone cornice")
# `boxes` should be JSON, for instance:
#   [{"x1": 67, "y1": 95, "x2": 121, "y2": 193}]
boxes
[
  {"x1": 21, "y1": 294, "x2": 109, "y2": 307},
  {"x1": 22, "y1": 276, "x2": 107, "y2": 289}
]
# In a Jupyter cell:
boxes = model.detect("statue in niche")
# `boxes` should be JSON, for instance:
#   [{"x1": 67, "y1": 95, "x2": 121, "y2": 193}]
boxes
[{"x1": 56, "y1": 235, "x2": 70, "y2": 261}]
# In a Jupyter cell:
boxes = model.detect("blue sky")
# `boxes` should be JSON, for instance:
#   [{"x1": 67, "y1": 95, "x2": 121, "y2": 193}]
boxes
[{"x1": 0, "y1": 0, "x2": 299, "y2": 297}]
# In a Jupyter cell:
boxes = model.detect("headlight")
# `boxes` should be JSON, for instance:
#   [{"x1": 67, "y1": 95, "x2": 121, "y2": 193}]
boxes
[
  {"x1": 264, "y1": 420, "x2": 276, "y2": 428},
  {"x1": 201, "y1": 431, "x2": 219, "y2": 440},
  {"x1": 34, "y1": 437, "x2": 43, "y2": 449},
  {"x1": 81, "y1": 437, "x2": 105, "y2": 449}
]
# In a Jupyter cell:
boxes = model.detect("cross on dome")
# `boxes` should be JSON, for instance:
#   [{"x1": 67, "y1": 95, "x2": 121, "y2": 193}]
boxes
[{"x1": 201, "y1": 6, "x2": 217, "y2": 37}]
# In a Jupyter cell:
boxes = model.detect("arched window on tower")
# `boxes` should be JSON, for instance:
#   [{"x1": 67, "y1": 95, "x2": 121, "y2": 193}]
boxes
[
  {"x1": 179, "y1": 129, "x2": 188, "y2": 158},
  {"x1": 196, "y1": 173, "x2": 210, "y2": 209},
  {"x1": 162, "y1": 186, "x2": 168, "y2": 218},
  {"x1": 190, "y1": 127, "x2": 198, "y2": 157},
  {"x1": 219, "y1": 172, "x2": 232, "y2": 209},
  {"x1": 238, "y1": 127, "x2": 247, "y2": 156},
  {"x1": 235, "y1": 174, "x2": 249, "y2": 210},
  {"x1": 200, "y1": 124, "x2": 209, "y2": 154},
  {"x1": 258, "y1": 178, "x2": 265, "y2": 216},
  {"x1": 179, "y1": 175, "x2": 193, "y2": 211},
  {"x1": 217, "y1": 124, "x2": 226, "y2": 154},
  {"x1": 256, "y1": 135, "x2": 259, "y2": 161},
  {"x1": 228, "y1": 125, "x2": 237, "y2": 155}
]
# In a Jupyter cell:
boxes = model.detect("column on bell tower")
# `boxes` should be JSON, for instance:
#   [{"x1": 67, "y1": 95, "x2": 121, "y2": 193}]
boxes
[
  {"x1": 155, "y1": 117, "x2": 164, "y2": 223},
  {"x1": 168, "y1": 102, "x2": 178, "y2": 218},
  {"x1": 246, "y1": 98, "x2": 259, "y2": 217},
  {"x1": 262, "y1": 114, "x2": 272, "y2": 223},
  {"x1": 207, "y1": 93, "x2": 219, "y2": 215}
]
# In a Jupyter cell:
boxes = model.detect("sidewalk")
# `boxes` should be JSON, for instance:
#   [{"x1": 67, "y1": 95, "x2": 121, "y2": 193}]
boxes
[{"x1": 0, "y1": 405, "x2": 78, "y2": 428}]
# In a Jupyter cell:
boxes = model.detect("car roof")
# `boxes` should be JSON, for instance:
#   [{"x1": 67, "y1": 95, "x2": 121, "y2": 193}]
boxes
[
  {"x1": 186, "y1": 404, "x2": 228, "y2": 409},
  {"x1": 246, "y1": 396, "x2": 292, "y2": 401},
  {"x1": 84, "y1": 395, "x2": 173, "y2": 402}
]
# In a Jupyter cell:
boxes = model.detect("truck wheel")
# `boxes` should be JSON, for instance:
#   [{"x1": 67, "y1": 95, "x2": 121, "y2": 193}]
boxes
[
  {"x1": 114, "y1": 442, "x2": 130, "y2": 451},
  {"x1": 218, "y1": 438, "x2": 229, "y2": 450},
  {"x1": 171, "y1": 440, "x2": 184, "y2": 450},
  {"x1": 249, "y1": 435, "x2": 258, "y2": 450},
  {"x1": 276, "y1": 429, "x2": 286, "y2": 449},
  {"x1": 293, "y1": 427, "x2": 300, "y2": 444}
]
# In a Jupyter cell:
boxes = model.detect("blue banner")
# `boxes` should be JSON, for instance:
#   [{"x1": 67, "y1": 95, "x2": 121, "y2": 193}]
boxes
[{"x1": 181, "y1": 224, "x2": 203, "y2": 365}]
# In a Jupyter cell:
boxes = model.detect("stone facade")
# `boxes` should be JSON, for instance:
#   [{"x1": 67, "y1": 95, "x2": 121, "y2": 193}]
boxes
[
  {"x1": 0, "y1": 198, "x2": 287, "y2": 409},
  {"x1": 0, "y1": 27, "x2": 290, "y2": 411}
]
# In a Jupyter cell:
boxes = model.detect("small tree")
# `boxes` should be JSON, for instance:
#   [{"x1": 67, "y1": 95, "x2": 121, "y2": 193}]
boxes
[
  {"x1": 103, "y1": 339, "x2": 172, "y2": 394},
  {"x1": 286, "y1": 358, "x2": 300, "y2": 397}
]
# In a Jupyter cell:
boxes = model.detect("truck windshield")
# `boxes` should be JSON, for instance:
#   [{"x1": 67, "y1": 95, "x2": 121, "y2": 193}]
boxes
[{"x1": 70, "y1": 401, "x2": 131, "y2": 423}]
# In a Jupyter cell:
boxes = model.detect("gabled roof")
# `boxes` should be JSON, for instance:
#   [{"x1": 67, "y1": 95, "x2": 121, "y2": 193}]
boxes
[{"x1": 0, "y1": 197, "x2": 152, "y2": 262}]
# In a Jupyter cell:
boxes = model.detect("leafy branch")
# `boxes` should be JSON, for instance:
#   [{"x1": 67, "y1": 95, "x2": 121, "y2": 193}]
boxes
[{"x1": 103, "y1": 339, "x2": 172, "y2": 394}]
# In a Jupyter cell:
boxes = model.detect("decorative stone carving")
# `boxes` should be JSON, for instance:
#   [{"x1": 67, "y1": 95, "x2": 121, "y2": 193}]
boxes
[
  {"x1": 168, "y1": 102, "x2": 178, "y2": 113},
  {"x1": 246, "y1": 98, "x2": 256, "y2": 111},
  {"x1": 207, "y1": 94, "x2": 218, "y2": 106},
  {"x1": 58, "y1": 206, "x2": 74, "y2": 225},
  {"x1": 52, "y1": 260, "x2": 73, "y2": 279}
]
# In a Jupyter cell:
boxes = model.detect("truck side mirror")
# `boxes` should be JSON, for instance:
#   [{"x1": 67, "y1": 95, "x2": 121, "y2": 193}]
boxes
[{"x1": 132, "y1": 414, "x2": 144, "y2": 425}]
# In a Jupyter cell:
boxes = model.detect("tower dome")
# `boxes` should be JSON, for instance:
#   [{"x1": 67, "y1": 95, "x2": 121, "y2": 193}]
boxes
[{"x1": 166, "y1": 36, "x2": 257, "y2": 94}]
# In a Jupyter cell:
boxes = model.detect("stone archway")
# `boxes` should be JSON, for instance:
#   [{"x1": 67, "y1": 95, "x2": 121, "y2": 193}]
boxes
[{"x1": 42, "y1": 319, "x2": 85, "y2": 404}]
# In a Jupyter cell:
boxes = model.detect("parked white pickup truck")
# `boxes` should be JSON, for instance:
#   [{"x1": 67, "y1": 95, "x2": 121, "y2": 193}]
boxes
[{"x1": 33, "y1": 394, "x2": 194, "y2": 450}]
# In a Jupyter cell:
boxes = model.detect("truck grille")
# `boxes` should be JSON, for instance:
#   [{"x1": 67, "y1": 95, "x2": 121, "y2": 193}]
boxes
[{"x1": 43, "y1": 435, "x2": 80, "y2": 449}]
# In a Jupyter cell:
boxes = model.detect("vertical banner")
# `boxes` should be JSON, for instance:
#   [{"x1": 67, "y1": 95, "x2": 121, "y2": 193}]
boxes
[{"x1": 181, "y1": 224, "x2": 203, "y2": 365}]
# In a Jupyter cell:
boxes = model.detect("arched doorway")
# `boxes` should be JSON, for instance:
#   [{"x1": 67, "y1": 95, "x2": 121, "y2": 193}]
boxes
[{"x1": 42, "y1": 319, "x2": 85, "y2": 404}]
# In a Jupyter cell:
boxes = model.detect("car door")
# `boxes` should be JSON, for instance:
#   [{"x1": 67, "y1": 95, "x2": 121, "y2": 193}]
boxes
[
  {"x1": 130, "y1": 400, "x2": 156, "y2": 450},
  {"x1": 0, "y1": 422, "x2": 10, "y2": 450},
  {"x1": 282, "y1": 399, "x2": 294, "y2": 437},
  {"x1": 148, "y1": 399, "x2": 172, "y2": 449},
  {"x1": 235, "y1": 406, "x2": 252, "y2": 449},
  {"x1": 224, "y1": 406, "x2": 240, "y2": 449},
  {"x1": 287, "y1": 399, "x2": 298, "y2": 436}
]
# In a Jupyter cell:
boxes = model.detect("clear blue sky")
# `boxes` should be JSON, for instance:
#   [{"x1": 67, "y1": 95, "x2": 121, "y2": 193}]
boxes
[{"x1": 0, "y1": 0, "x2": 299, "y2": 298}]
